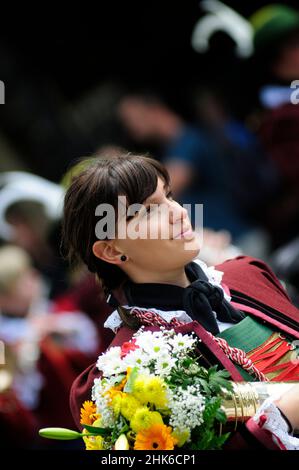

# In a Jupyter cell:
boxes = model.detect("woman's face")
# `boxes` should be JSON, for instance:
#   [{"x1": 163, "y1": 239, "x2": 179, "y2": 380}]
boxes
[{"x1": 111, "y1": 178, "x2": 201, "y2": 274}]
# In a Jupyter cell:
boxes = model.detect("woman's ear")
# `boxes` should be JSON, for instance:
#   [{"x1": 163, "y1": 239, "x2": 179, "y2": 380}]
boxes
[{"x1": 92, "y1": 240, "x2": 124, "y2": 265}]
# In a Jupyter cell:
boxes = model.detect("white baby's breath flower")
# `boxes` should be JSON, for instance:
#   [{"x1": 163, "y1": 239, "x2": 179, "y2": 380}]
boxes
[
  {"x1": 91, "y1": 378, "x2": 116, "y2": 427},
  {"x1": 96, "y1": 395, "x2": 115, "y2": 428},
  {"x1": 167, "y1": 384, "x2": 205, "y2": 431},
  {"x1": 91, "y1": 377, "x2": 110, "y2": 402}
]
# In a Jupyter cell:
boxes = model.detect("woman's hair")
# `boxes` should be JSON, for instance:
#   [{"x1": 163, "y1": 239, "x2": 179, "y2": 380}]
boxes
[{"x1": 61, "y1": 153, "x2": 170, "y2": 293}]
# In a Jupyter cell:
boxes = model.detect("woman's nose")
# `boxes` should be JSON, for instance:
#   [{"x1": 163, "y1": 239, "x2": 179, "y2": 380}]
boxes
[{"x1": 169, "y1": 201, "x2": 188, "y2": 224}]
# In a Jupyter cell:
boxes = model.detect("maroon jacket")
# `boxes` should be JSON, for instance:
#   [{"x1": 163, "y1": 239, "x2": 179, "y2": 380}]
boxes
[{"x1": 70, "y1": 256, "x2": 299, "y2": 449}]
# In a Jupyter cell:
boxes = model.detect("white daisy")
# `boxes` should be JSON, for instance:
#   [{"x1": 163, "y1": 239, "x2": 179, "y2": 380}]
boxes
[
  {"x1": 96, "y1": 346, "x2": 126, "y2": 377},
  {"x1": 154, "y1": 353, "x2": 176, "y2": 377},
  {"x1": 169, "y1": 333, "x2": 198, "y2": 355}
]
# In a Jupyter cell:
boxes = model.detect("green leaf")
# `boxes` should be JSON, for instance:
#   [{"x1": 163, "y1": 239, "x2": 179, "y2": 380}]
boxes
[
  {"x1": 83, "y1": 424, "x2": 112, "y2": 436},
  {"x1": 110, "y1": 374, "x2": 126, "y2": 386},
  {"x1": 123, "y1": 367, "x2": 139, "y2": 393},
  {"x1": 206, "y1": 367, "x2": 233, "y2": 393},
  {"x1": 197, "y1": 378, "x2": 210, "y2": 395},
  {"x1": 39, "y1": 428, "x2": 82, "y2": 440},
  {"x1": 215, "y1": 408, "x2": 227, "y2": 424}
]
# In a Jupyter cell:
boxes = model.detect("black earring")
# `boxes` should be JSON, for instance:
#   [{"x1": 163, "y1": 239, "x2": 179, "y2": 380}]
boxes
[{"x1": 120, "y1": 255, "x2": 127, "y2": 262}]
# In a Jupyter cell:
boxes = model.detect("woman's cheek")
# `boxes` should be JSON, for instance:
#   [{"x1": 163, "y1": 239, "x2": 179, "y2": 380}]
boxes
[{"x1": 143, "y1": 217, "x2": 158, "y2": 240}]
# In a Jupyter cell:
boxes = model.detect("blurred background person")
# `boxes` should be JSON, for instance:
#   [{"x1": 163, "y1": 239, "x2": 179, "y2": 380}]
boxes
[
  {"x1": 0, "y1": 345, "x2": 37, "y2": 449},
  {"x1": 250, "y1": 4, "x2": 299, "y2": 248},
  {"x1": 0, "y1": 170, "x2": 114, "y2": 348},
  {"x1": 0, "y1": 172, "x2": 67, "y2": 298},
  {"x1": 0, "y1": 245, "x2": 100, "y2": 446},
  {"x1": 246, "y1": 4, "x2": 299, "y2": 304}
]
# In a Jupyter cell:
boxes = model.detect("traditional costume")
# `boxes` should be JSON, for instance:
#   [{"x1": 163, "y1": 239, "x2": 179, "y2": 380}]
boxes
[{"x1": 70, "y1": 256, "x2": 299, "y2": 449}]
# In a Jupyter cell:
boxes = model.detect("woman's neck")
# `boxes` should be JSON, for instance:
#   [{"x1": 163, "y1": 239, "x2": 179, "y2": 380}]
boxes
[{"x1": 127, "y1": 266, "x2": 190, "y2": 288}]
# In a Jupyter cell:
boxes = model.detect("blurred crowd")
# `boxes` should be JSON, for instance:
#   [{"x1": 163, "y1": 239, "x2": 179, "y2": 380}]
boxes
[{"x1": 1, "y1": 2, "x2": 299, "y2": 448}]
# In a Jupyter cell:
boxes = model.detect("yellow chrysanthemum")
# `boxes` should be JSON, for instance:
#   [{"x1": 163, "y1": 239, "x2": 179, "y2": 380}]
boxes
[
  {"x1": 172, "y1": 428, "x2": 190, "y2": 447},
  {"x1": 134, "y1": 423, "x2": 178, "y2": 450},
  {"x1": 82, "y1": 427, "x2": 105, "y2": 450},
  {"x1": 83, "y1": 434, "x2": 105, "y2": 450},
  {"x1": 130, "y1": 407, "x2": 163, "y2": 433},
  {"x1": 120, "y1": 394, "x2": 141, "y2": 421},
  {"x1": 111, "y1": 394, "x2": 123, "y2": 418},
  {"x1": 132, "y1": 375, "x2": 167, "y2": 408},
  {"x1": 80, "y1": 400, "x2": 100, "y2": 426},
  {"x1": 106, "y1": 388, "x2": 124, "y2": 401}
]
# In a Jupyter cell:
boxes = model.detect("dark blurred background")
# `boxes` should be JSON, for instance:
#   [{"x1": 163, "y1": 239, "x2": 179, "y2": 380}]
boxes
[{"x1": 0, "y1": 0, "x2": 297, "y2": 180}]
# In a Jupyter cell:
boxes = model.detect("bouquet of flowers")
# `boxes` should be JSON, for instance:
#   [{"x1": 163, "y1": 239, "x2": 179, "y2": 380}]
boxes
[{"x1": 40, "y1": 327, "x2": 234, "y2": 450}]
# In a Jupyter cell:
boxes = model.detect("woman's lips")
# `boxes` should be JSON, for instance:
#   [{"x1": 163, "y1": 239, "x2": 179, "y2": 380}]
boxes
[{"x1": 173, "y1": 227, "x2": 194, "y2": 240}]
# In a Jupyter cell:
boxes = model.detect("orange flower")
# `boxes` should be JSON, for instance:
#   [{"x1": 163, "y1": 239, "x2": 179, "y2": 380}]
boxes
[
  {"x1": 134, "y1": 424, "x2": 178, "y2": 450},
  {"x1": 80, "y1": 400, "x2": 100, "y2": 426},
  {"x1": 113, "y1": 376, "x2": 127, "y2": 392}
]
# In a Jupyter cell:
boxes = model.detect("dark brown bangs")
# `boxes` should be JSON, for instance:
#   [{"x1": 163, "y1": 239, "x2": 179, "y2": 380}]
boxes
[{"x1": 102, "y1": 155, "x2": 170, "y2": 212}]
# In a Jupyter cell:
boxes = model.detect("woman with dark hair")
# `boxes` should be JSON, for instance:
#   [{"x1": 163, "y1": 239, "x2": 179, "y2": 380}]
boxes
[{"x1": 62, "y1": 153, "x2": 299, "y2": 450}]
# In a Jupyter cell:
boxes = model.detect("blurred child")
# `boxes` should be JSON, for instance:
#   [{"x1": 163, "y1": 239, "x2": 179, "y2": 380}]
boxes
[{"x1": 0, "y1": 245, "x2": 98, "y2": 438}]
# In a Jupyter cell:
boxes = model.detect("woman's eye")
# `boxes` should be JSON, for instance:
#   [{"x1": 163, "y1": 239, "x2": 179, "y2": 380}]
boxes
[
  {"x1": 145, "y1": 205, "x2": 158, "y2": 217},
  {"x1": 126, "y1": 210, "x2": 140, "y2": 221},
  {"x1": 139, "y1": 206, "x2": 151, "y2": 218},
  {"x1": 127, "y1": 196, "x2": 172, "y2": 221},
  {"x1": 127, "y1": 207, "x2": 150, "y2": 221}
]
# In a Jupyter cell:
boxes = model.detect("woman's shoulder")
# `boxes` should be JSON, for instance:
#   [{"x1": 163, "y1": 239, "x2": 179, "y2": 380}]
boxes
[
  {"x1": 215, "y1": 255, "x2": 293, "y2": 306},
  {"x1": 215, "y1": 256, "x2": 299, "y2": 331},
  {"x1": 216, "y1": 255, "x2": 285, "y2": 287}
]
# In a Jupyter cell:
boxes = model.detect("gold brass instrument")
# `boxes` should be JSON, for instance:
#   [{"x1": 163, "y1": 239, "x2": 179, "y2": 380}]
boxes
[{"x1": 221, "y1": 382, "x2": 298, "y2": 431}]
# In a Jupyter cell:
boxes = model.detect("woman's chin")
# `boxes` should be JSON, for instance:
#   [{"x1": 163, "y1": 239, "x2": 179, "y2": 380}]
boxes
[
  {"x1": 167, "y1": 231, "x2": 202, "y2": 258},
  {"x1": 172, "y1": 229, "x2": 201, "y2": 245},
  {"x1": 171, "y1": 235, "x2": 201, "y2": 260}
]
